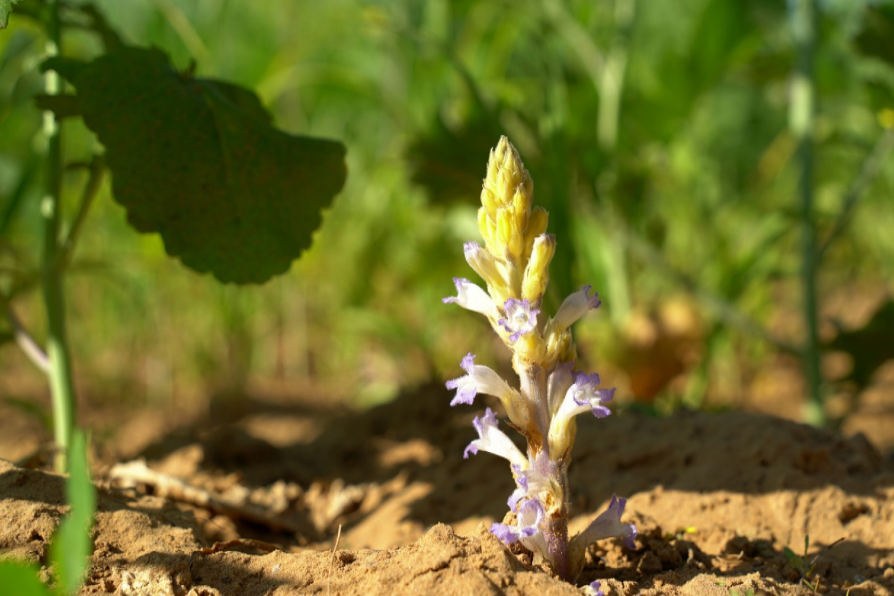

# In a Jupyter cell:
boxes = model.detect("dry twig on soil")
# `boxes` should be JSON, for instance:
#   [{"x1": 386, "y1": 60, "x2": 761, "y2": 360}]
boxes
[{"x1": 108, "y1": 459, "x2": 305, "y2": 535}]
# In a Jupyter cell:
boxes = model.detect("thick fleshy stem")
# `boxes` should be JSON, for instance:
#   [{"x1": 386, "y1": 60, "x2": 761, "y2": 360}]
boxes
[
  {"x1": 519, "y1": 357, "x2": 573, "y2": 579},
  {"x1": 518, "y1": 366, "x2": 550, "y2": 449},
  {"x1": 540, "y1": 457, "x2": 571, "y2": 581}
]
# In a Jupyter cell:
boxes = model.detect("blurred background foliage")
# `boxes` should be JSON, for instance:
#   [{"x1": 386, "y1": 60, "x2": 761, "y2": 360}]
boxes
[{"x1": 1, "y1": 0, "x2": 893, "y2": 426}]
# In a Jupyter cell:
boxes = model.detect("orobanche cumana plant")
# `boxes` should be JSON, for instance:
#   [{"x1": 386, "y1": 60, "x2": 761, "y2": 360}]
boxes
[{"x1": 443, "y1": 137, "x2": 636, "y2": 582}]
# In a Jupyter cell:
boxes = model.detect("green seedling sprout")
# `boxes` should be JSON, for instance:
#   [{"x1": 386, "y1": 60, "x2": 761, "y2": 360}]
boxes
[
  {"x1": 443, "y1": 137, "x2": 635, "y2": 583},
  {"x1": 783, "y1": 535, "x2": 844, "y2": 594},
  {"x1": 0, "y1": 429, "x2": 96, "y2": 595}
]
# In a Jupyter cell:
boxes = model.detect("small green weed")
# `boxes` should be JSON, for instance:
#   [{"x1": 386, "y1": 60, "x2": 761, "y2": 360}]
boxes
[
  {"x1": 783, "y1": 534, "x2": 844, "y2": 594},
  {"x1": 0, "y1": 430, "x2": 96, "y2": 595}
]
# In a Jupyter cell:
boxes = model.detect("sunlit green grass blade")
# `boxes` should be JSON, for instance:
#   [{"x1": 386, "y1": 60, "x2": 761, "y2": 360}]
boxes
[
  {"x1": 0, "y1": 561, "x2": 51, "y2": 596},
  {"x1": 49, "y1": 430, "x2": 96, "y2": 596}
]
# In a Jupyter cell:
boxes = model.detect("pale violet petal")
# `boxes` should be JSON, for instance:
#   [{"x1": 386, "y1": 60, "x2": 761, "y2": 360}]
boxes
[
  {"x1": 576, "y1": 495, "x2": 637, "y2": 550},
  {"x1": 497, "y1": 298, "x2": 539, "y2": 342},
  {"x1": 553, "y1": 372, "x2": 615, "y2": 424},
  {"x1": 491, "y1": 497, "x2": 546, "y2": 553},
  {"x1": 490, "y1": 521, "x2": 521, "y2": 544}
]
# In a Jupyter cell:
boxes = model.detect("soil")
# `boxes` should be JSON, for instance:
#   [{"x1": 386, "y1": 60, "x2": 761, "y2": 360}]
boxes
[{"x1": 1, "y1": 382, "x2": 894, "y2": 596}]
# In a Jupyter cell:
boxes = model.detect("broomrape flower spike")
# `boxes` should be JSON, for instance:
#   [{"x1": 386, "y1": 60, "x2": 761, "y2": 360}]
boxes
[{"x1": 443, "y1": 136, "x2": 636, "y2": 581}]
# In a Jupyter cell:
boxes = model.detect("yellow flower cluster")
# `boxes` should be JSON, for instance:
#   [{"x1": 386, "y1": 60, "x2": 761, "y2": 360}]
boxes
[
  {"x1": 477, "y1": 137, "x2": 552, "y2": 305},
  {"x1": 472, "y1": 137, "x2": 576, "y2": 373}
]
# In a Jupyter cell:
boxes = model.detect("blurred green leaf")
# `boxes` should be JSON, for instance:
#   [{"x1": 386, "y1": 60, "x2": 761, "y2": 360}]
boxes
[
  {"x1": 204, "y1": 80, "x2": 272, "y2": 125},
  {"x1": 0, "y1": 0, "x2": 23, "y2": 29},
  {"x1": 67, "y1": 46, "x2": 347, "y2": 284},
  {"x1": 688, "y1": 0, "x2": 748, "y2": 87},
  {"x1": 76, "y1": 3, "x2": 125, "y2": 51},
  {"x1": 49, "y1": 430, "x2": 95, "y2": 596},
  {"x1": 782, "y1": 545, "x2": 803, "y2": 569},
  {"x1": 0, "y1": 562, "x2": 50, "y2": 596},
  {"x1": 854, "y1": 5, "x2": 894, "y2": 66},
  {"x1": 408, "y1": 107, "x2": 502, "y2": 206},
  {"x1": 0, "y1": 157, "x2": 37, "y2": 237},
  {"x1": 828, "y1": 299, "x2": 894, "y2": 391},
  {"x1": 0, "y1": 28, "x2": 35, "y2": 71},
  {"x1": 33, "y1": 94, "x2": 80, "y2": 120},
  {"x1": 40, "y1": 57, "x2": 88, "y2": 83}
]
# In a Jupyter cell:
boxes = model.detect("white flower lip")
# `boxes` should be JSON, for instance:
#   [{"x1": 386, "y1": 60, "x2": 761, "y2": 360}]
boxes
[
  {"x1": 463, "y1": 407, "x2": 528, "y2": 469},
  {"x1": 443, "y1": 278, "x2": 499, "y2": 319},
  {"x1": 445, "y1": 353, "x2": 518, "y2": 407},
  {"x1": 554, "y1": 285, "x2": 601, "y2": 331}
]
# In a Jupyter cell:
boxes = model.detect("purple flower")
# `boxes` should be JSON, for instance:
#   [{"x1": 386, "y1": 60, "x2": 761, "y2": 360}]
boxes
[
  {"x1": 498, "y1": 298, "x2": 539, "y2": 342},
  {"x1": 490, "y1": 497, "x2": 544, "y2": 543},
  {"x1": 507, "y1": 452, "x2": 553, "y2": 512},
  {"x1": 588, "y1": 581, "x2": 605, "y2": 596},
  {"x1": 568, "y1": 372, "x2": 615, "y2": 418},
  {"x1": 547, "y1": 372, "x2": 615, "y2": 460},
  {"x1": 554, "y1": 285, "x2": 601, "y2": 331},
  {"x1": 443, "y1": 278, "x2": 498, "y2": 318},
  {"x1": 445, "y1": 353, "x2": 517, "y2": 407},
  {"x1": 576, "y1": 495, "x2": 637, "y2": 550},
  {"x1": 491, "y1": 497, "x2": 550, "y2": 559},
  {"x1": 464, "y1": 408, "x2": 527, "y2": 468}
]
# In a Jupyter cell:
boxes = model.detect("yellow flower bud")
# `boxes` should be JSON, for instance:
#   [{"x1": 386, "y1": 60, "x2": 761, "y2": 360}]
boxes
[
  {"x1": 549, "y1": 416, "x2": 577, "y2": 462},
  {"x1": 482, "y1": 136, "x2": 530, "y2": 210},
  {"x1": 478, "y1": 207, "x2": 499, "y2": 254},
  {"x1": 523, "y1": 207, "x2": 549, "y2": 257},
  {"x1": 496, "y1": 206, "x2": 514, "y2": 254},
  {"x1": 522, "y1": 234, "x2": 555, "y2": 303},
  {"x1": 480, "y1": 187, "x2": 500, "y2": 220}
]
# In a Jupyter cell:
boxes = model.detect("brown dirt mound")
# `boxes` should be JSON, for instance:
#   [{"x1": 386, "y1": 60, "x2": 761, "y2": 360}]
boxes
[{"x1": 1, "y1": 384, "x2": 893, "y2": 595}]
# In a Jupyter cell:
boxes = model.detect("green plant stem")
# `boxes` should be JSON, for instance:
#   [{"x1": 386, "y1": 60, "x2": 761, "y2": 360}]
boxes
[
  {"x1": 42, "y1": 0, "x2": 77, "y2": 472},
  {"x1": 789, "y1": 0, "x2": 823, "y2": 426}
]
